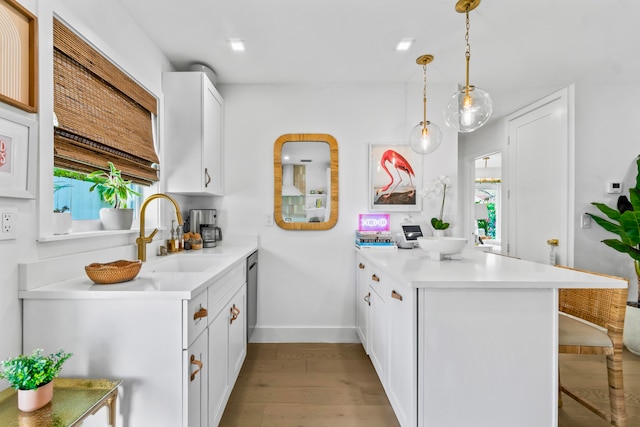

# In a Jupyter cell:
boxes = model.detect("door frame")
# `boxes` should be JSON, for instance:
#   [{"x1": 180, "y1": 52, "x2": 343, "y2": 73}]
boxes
[{"x1": 503, "y1": 86, "x2": 575, "y2": 266}]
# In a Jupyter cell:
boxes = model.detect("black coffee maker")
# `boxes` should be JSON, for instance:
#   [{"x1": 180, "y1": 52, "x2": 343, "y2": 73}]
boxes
[{"x1": 188, "y1": 209, "x2": 222, "y2": 247}]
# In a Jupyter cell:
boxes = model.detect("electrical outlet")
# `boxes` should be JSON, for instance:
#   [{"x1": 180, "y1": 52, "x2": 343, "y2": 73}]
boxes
[
  {"x1": 265, "y1": 213, "x2": 274, "y2": 226},
  {"x1": 3, "y1": 213, "x2": 14, "y2": 232},
  {"x1": 0, "y1": 206, "x2": 17, "y2": 240}
]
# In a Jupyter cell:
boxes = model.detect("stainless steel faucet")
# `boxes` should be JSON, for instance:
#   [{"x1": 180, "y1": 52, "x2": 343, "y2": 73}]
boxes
[{"x1": 136, "y1": 193, "x2": 183, "y2": 261}]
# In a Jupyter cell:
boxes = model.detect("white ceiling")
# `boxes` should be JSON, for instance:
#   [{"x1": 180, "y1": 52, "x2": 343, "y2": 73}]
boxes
[{"x1": 117, "y1": 0, "x2": 637, "y2": 119}]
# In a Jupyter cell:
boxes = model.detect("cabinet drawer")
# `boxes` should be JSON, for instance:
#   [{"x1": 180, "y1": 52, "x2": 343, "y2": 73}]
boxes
[
  {"x1": 368, "y1": 270, "x2": 386, "y2": 301},
  {"x1": 185, "y1": 289, "x2": 208, "y2": 348},
  {"x1": 207, "y1": 262, "x2": 246, "y2": 321}
]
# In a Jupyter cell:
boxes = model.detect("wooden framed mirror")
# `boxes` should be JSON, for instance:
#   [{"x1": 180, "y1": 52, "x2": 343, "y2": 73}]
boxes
[{"x1": 274, "y1": 133, "x2": 338, "y2": 230}]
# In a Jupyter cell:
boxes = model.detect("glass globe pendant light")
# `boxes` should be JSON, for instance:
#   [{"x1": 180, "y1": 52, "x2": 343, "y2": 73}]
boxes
[
  {"x1": 409, "y1": 54, "x2": 442, "y2": 155},
  {"x1": 444, "y1": 0, "x2": 492, "y2": 133}
]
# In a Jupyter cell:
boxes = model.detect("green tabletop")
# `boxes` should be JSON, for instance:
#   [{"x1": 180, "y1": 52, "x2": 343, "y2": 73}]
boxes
[{"x1": 0, "y1": 378, "x2": 121, "y2": 427}]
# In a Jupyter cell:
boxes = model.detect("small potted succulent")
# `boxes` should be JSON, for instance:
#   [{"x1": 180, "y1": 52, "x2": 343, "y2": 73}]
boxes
[
  {"x1": 88, "y1": 162, "x2": 141, "y2": 230},
  {"x1": 0, "y1": 349, "x2": 72, "y2": 412}
]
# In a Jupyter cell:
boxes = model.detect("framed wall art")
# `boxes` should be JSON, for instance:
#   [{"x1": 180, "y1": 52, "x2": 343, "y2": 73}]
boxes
[
  {"x1": 369, "y1": 143, "x2": 421, "y2": 211},
  {"x1": 0, "y1": 0, "x2": 38, "y2": 113},
  {"x1": 0, "y1": 108, "x2": 37, "y2": 198}
]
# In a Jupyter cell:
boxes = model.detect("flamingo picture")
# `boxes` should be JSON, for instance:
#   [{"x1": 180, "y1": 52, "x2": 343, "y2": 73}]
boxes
[{"x1": 376, "y1": 149, "x2": 416, "y2": 201}]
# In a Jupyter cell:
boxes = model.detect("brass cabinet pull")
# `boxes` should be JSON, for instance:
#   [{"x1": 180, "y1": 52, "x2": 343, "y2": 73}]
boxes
[
  {"x1": 193, "y1": 307, "x2": 208, "y2": 320},
  {"x1": 204, "y1": 168, "x2": 212, "y2": 187},
  {"x1": 230, "y1": 304, "x2": 241, "y2": 324},
  {"x1": 190, "y1": 354, "x2": 203, "y2": 381},
  {"x1": 364, "y1": 292, "x2": 371, "y2": 306},
  {"x1": 391, "y1": 290, "x2": 403, "y2": 301},
  {"x1": 359, "y1": 263, "x2": 365, "y2": 269},
  {"x1": 371, "y1": 274, "x2": 380, "y2": 282}
]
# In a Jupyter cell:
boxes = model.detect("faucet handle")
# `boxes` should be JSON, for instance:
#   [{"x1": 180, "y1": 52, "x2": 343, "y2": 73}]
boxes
[{"x1": 149, "y1": 228, "x2": 159, "y2": 240}]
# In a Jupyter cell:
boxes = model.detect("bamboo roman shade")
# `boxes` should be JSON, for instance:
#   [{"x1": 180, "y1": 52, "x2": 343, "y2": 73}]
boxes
[{"x1": 53, "y1": 18, "x2": 159, "y2": 185}]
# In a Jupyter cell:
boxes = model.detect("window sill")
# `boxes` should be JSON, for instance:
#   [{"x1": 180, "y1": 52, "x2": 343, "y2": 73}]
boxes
[{"x1": 38, "y1": 229, "x2": 140, "y2": 242}]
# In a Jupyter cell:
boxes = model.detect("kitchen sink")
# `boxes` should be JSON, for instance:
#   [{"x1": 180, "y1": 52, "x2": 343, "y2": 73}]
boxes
[{"x1": 143, "y1": 256, "x2": 225, "y2": 273}]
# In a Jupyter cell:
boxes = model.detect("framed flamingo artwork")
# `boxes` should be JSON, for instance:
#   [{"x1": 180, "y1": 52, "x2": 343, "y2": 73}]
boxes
[{"x1": 369, "y1": 144, "x2": 421, "y2": 211}]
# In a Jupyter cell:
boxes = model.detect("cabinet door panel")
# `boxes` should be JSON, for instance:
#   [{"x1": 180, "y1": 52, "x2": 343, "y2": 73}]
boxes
[
  {"x1": 368, "y1": 285, "x2": 387, "y2": 381},
  {"x1": 356, "y1": 257, "x2": 370, "y2": 353},
  {"x1": 387, "y1": 283, "x2": 416, "y2": 426},
  {"x1": 203, "y1": 81, "x2": 223, "y2": 195},
  {"x1": 208, "y1": 308, "x2": 229, "y2": 425},
  {"x1": 228, "y1": 284, "x2": 247, "y2": 382},
  {"x1": 186, "y1": 331, "x2": 207, "y2": 427},
  {"x1": 163, "y1": 72, "x2": 224, "y2": 196}
]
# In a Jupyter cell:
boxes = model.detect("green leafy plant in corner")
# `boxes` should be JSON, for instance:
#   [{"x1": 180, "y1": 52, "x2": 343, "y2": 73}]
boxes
[
  {"x1": 0, "y1": 349, "x2": 72, "y2": 390},
  {"x1": 87, "y1": 162, "x2": 141, "y2": 209},
  {"x1": 587, "y1": 155, "x2": 640, "y2": 304}
]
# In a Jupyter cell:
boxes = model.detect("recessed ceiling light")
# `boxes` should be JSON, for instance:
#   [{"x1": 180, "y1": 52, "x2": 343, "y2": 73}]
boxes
[
  {"x1": 229, "y1": 39, "x2": 246, "y2": 52},
  {"x1": 396, "y1": 38, "x2": 414, "y2": 51}
]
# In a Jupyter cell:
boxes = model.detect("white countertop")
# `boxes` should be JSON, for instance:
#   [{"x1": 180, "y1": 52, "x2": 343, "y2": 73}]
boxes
[
  {"x1": 357, "y1": 247, "x2": 628, "y2": 289},
  {"x1": 19, "y1": 243, "x2": 258, "y2": 300}
]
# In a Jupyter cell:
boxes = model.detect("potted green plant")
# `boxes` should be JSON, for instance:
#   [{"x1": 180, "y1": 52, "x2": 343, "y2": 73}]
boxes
[
  {"x1": 87, "y1": 162, "x2": 141, "y2": 230},
  {"x1": 421, "y1": 175, "x2": 451, "y2": 236},
  {"x1": 587, "y1": 155, "x2": 640, "y2": 355},
  {"x1": 53, "y1": 181, "x2": 72, "y2": 235},
  {"x1": 0, "y1": 349, "x2": 72, "y2": 412}
]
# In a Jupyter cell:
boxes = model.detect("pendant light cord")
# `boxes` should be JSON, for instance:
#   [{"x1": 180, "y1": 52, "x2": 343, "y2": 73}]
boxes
[
  {"x1": 465, "y1": 8, "x2": 471, "y2": 95},
  {"x1": 422, "y1": 63, "x2": 428, "y2": 130}
]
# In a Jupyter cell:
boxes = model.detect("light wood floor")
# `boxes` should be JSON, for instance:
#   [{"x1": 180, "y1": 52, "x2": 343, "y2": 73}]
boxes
[
  {"x1": 558, "y1": 348, "x2": 640, "y2": 426},
  {"x1": 220, "y1": 343, "x2": 640, "y2": 427},
  {"x1": 219, "y1": 343, "x2": 399, "y2": 426}
]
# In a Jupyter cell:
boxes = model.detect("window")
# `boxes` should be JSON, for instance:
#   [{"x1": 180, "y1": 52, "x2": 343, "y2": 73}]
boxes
[
  {"x1": 53, "y1": 168, "x2": 143, "y2": 220},
  {"x1": 51, "y1": 18, "x2": 158, "y2": 226}
]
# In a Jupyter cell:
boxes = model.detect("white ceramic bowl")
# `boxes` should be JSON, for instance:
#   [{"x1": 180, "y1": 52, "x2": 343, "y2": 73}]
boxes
[{"x1": 417, "y1": 237, "x2": 467, "y2": 259}]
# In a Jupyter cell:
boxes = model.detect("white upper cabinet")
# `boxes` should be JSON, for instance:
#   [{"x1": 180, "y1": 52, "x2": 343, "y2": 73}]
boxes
[{"x1": 163, "y1": 72, "x2": 224, "y2": 195}]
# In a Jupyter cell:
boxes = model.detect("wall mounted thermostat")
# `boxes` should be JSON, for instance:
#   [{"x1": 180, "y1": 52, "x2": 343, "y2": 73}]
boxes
[{"x1": 607, "y1": 182, "x2": 622, "y2": 194}]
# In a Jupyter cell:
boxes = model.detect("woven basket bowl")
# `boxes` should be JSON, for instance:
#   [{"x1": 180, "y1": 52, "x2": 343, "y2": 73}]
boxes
[{"x1": 85, "y1": 260, "x2": 142, "y2": 284}]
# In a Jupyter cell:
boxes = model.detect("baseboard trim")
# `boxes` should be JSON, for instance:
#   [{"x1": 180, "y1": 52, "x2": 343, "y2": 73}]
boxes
[{"x1": 250, "y1": 326, "x2": 359, "y2": 343}]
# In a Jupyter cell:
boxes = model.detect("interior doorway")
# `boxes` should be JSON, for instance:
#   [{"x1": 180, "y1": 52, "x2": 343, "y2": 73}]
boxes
[
  {"x1": 505, "y1": 86, "x2": 573, "y2": 265},
  {"x1": 474, "y1": 152, "x2": 502, "y2": 253},
  {"x1": 473, "y1": 151, "x2": 502, "y2": 242}
]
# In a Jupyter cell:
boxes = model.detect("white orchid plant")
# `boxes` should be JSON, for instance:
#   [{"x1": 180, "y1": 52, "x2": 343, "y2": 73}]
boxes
[{"x1": 420, "y1": 175, "x2": 451, "y2": 230}]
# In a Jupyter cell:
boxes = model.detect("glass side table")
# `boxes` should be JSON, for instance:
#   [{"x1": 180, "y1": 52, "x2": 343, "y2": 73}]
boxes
[{"x1": 0, "y1": 378, "x2": 121, "y2": 427}]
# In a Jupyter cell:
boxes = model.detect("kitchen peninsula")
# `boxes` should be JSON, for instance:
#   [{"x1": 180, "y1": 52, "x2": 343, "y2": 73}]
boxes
[{"x1": 355, "y1": 248, "x2": 627, "y2": 427}]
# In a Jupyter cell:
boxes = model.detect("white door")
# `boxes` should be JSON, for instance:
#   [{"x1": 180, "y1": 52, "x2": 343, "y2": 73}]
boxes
[{"x1": 506, "y1": 87, "x2": 573, "y2": 265}]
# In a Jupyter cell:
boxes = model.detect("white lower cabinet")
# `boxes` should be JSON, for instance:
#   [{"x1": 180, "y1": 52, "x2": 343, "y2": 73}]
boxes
[
  {"x1": 228, "y1": 285, "x2": 247, "y2": 382},
  {"x1": 355, "y1": 255, "x2": 370, "y2": 352},
  {"x1": 187, "y1": 330, "x2": 208, "y2": 427},
  {"x1": 386, "y1": 281, "x2": 416, "y2": 427},
  {"x1": 208, "y1": 307, "x2": 230, "y2": 425},
  {"x1": 23, "y1": 259, "x2": 247, "y2": 427},
  {"x1": 368, "y1": 274, "x2": 387, "y2": 380},
  {"x1": 355, "y1": 256, "x2": 417, "y2": 427},
  {"x1": 208, "y1": 283, "x2": 247, "y2": 426}
]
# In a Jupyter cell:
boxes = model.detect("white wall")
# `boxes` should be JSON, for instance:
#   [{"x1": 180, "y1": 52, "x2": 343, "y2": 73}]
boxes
[
  {"x1": 460, "y1": 84, "x2": 640, "y2": 302},
  {"x1": 574, "y1": 83, "x2": 639, "y2": 302},
  {"x1": 0, "y1": 0, "x2": 173, "y2": 390},
  {"x1": 218, "y1": 82, "x2": 458, "y2": 341}
]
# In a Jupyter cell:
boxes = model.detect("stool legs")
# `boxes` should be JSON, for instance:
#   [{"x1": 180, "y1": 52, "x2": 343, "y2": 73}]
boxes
[{"x1": 606, "y1": 353, "x2": 626, "y2": 427}]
